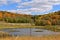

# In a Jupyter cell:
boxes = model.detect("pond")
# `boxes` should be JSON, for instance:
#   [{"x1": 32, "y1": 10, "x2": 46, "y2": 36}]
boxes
[{"x1": 0, "y1": 28, "x2": 60, "y2": 36}]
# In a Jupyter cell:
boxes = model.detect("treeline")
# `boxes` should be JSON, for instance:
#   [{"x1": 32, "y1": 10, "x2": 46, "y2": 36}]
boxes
[
  {"x1": 0, "y1": 11, "x2": 60, "y2": 26},
  {"x1": 35, "y1": 11, "x2": 60, "y2": 26},
  {"x1": 0, "y1": 11, "x2": 33, "y2": 23}
]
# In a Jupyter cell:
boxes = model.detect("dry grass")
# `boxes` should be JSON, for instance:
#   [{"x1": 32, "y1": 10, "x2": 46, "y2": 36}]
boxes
[{"x1": 0, "y1": 35, "x2": 60, "y2": 40}]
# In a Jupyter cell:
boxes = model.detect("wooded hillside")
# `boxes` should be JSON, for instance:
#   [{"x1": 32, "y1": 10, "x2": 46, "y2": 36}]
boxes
[
  {"x1": 35, "y1": 11, "x2": 60, "y2": 26},
  {"x1": 0, "y1": 11, "x2": 60, "y2": 26}
]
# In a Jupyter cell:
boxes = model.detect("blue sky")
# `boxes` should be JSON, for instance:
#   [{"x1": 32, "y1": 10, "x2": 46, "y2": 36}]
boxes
[
  {"x1": 52, "y1": 5, "x2": 60, "y2": 12},
  {"x1": 0, "y1": 0, "x2": 60, "y2": 15}
]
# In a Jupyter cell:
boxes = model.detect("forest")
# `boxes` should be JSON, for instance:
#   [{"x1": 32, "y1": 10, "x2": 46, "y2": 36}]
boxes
[{"x1": 0, "y1": 11, "x2": 60, "y2": 26}]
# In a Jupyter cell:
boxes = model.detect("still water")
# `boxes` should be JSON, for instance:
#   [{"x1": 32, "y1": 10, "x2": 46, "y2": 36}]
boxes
[{"x1": 0, "y1": 28, "x2": 60, "y2": 36}]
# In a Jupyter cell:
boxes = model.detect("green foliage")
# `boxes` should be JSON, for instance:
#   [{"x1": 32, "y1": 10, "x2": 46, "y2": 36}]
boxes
[
  {"x1": 0, "y1": 11, "x2": 60, "y2": 26},
  {"x1": 34, "y1": 11, "x2": 60, "y2": 26}
]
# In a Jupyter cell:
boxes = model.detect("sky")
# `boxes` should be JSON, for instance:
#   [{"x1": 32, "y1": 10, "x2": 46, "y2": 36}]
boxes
[{"x1": 0, "y1": 0, "x2": 60, "y2": 15}]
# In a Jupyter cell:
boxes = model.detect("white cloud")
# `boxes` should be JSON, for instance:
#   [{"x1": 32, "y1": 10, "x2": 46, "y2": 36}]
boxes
[
  {"x1": 16, "y1": 0, "x2": 60, "y2": 15},
  {"x1": 48, "y1": 0, "x2": 60, "y2": 5},
  {"x1": 7, "y1": 9, "x2": 31, "y2": 15},
  {"x1": 8, "y1": 0, "x2": 21, "y2": 3},
  {"x1": 0, "y1": 0, "x2": 21, "y2": 5},
  {"x1": 7, "y1": 10, "x2": 17, "y2": 13},
  {"x1": 0, "y1": 0, "x2": 60, "y2": 15},
  {"x1": 0, "y1": 0, "x2": 7, "y2": 5}
]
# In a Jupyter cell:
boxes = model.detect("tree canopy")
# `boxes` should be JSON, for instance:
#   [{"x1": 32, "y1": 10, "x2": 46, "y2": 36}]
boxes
[{"x1": 0, "y1": 11, "x2": 60, "y2": 26}]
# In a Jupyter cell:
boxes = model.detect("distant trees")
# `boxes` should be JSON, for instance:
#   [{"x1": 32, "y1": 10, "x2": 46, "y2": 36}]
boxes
[
  {"x1": 34, "y1": 11, "x2": 60, "y2": 26},
  {"x1": 3, "y1": 16, "x2": 33, "y2": 23},
  {"x1": 0, "y1": 11, "x2": 60, "y2": 26},
  {"x1": 0, "y1": 11, "x2": 33, "y2": 23}
]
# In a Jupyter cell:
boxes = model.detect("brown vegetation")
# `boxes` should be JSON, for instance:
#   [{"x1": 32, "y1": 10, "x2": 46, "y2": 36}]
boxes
[
  {"x1": 0, "y1": 35, "x2": 60, "y2": 40},
  {"x1": 0, "y1": 11, "x2": 60, "y2": 26}
]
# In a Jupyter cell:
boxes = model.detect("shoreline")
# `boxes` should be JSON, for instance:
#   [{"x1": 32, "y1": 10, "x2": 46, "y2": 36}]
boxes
[{"x1": 0, "y1": 30, "x2": 60, "y2": 40}]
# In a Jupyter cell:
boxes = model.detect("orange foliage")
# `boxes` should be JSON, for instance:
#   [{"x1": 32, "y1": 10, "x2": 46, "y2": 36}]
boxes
[
  {"x1": 47, "y1": 20, "x2": 51, "y2": 25},
  {"x1": 0, "y1": 12, "x2": 3, "y2": 18},
  {"x1": 5, "y1": 13, "x2": 11, "y2": 17}
]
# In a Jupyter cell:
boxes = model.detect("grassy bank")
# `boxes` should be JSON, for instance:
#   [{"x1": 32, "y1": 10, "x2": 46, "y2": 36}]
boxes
[
  {"x1": 0, "y1": 22, "x2": 35, "y2": 28},
  {"x1": 0, "y1": 31, "x2": 12, "y2": 38},
  {"x1": 0, "y1": 22, "x2": 60, "y2": 32},
  {"x1": 0, "y1": 34, "x2": 60, "y2": 40},
  {"x1": 35, "y1": 25, "x2": 60, "y2": 32}
]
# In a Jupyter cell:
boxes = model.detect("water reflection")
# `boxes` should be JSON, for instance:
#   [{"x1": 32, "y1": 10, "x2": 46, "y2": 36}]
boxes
[{"x1": 0, "y1": 28, "x2": 60, "y2": 36}]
